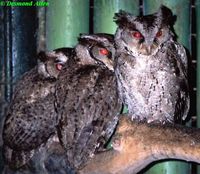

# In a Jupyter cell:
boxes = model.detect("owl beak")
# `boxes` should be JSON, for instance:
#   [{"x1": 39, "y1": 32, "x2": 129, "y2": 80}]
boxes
[
  {"x1": 102, "y1": 59, "x2": 114, "y2": 71},
  {"x1": 139, "y1": 43, "x2": 153, "y2": 55},
  {"x1": 107, "y1": 60, "x2": 114, "y2": 71},
  {"x1": 146, "y1": 45, "x2": 152, "y2": 55}
]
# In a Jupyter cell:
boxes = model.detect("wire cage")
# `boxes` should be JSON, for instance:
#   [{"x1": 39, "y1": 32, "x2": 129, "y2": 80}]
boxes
[{"x1": 0, "y1": 0, "x2": 198, "y2": 173}]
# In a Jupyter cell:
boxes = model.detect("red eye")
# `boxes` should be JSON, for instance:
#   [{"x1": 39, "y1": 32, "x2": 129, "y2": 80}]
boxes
[
  {"x1": 156, "y1": 30, "x2": 162, "y2": 37},
  {"x1": 99, "y1": 48, "x2": 109, "y2": 55},
  {"x1": 132, "y1": 31, "x2": 143, "y2": 39},
  {"x1": 56, "y1": 63, "x2": 63, "y2": 71}
]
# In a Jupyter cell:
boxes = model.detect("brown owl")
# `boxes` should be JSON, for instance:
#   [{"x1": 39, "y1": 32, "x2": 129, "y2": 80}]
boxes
[
  {"x1": 55, "y1": 33, "x2": 121, "y2": 169},
  {"x1": 113, "y1": 6, "x2": 190, "y2": 124},
  {"x1": 2, "y1": 47, "x2": 72, "y2": 169}
]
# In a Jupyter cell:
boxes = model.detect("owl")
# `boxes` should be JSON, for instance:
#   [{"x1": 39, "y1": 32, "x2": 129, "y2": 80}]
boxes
[
  {"x1": 2, "y1": 47, "x2": 72, "y2": 169},
  {"x1": 55, "y1": 33, "x2": 121, "y2": 169},
  {"x1": 113, "y1": 5, "x2": 189, "y2": 124}
]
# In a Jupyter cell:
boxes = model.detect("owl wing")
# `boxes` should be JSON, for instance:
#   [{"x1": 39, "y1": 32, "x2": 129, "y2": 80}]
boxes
[
  {"x1": 169, "y1": 42, "x2": 190, "y2": 123},
  {"x1": 55, "y1": 63, "x2": 120, "y2": 169},
  {"x1": 174, "y1": 42, "x2": 188, "y2": 73},
  {"x1": 55, "y1": 62, "x2": 96, "y2": 151},
  {"x1": 3, "y1": 145, "x2": 35, "y2": 169},
  {"x1": 3, "y1": 89, "x2": 57, "y2": 150},
  {"x1": 11, "y1": 67, "x2": 45, "y2": 99},
  {"x1": 3, "y1": 68, "x2": 58, "y2": 168}
]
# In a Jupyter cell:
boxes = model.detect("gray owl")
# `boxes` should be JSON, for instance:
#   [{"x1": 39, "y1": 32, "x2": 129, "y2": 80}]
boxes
[
  {"x1": 55, "y1": 33, "x2": 121, "y2": 169},
  {"x1": 114, "y1": 6, "x2": 189, "y2": 124},
  {"x1": 2, "y1": 47, "x2": 72, "y2": 169}
]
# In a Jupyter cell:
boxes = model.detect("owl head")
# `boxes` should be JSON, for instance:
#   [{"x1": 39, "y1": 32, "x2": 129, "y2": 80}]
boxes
[
  {"x1": 37, "y1": 47, "x2": 73, "y2": 79},
  {"x1": 114, "y1": 5, "x2": 174, "y2": 56},
  {"x1": 75, "y1": 33, "x2": 115, "y2": 71}
]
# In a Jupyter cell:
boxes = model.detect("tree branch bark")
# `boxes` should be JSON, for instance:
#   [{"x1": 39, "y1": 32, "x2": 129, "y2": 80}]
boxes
[{"x1": 78, "y1": 115, "x2": 200, "y2": 174}]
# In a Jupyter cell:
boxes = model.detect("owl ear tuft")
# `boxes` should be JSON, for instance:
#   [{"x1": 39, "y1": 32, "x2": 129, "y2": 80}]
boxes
[
  {"x1": 158, "y1": 5, "x2": 174, "y2": 26},
  {"x1": 78, "y1": 33, "x2": 96, "y2": 42},
  {"x1": 77, "y1": 33, "x2": 94, "y2": 46},
  {"x1": 37, "y1": 51, "x2": 48, "y2": 62},
  {"x1": 78, "y1": 33, "x2": 114, "y2": 47},
  {"x1": 114, "y1": 10, "x2": 134, "y2": 28},
  {"x1": 54, "y1": 47, "x2": 73, "y2": 58}
]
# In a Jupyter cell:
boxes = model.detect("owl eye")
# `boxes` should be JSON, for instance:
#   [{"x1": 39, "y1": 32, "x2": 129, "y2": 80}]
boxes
[
  {"x1": 99, "y1": 48, "x2": 109, "y2": 56},
  {"x1": 56, "y1": 63, "x2": 63, "y2": 71},
  {"x1": 132, "y1": 31, "x2": 143, "y2": 39},
  {"x1": 156, "y1": 30, "x2": 162, "y2": 37}
]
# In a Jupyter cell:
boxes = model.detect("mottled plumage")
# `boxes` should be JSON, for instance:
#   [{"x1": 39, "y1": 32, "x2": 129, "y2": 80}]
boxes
[
  {"x1": 2, "y1": 48, "x2": 72, "y2": 169},
  {"x1": 55, "y1": 34, "x2": 121, "y2": 169},
  {"x1": 114, "y1": 6, "x2": 189, "y2": 123}
]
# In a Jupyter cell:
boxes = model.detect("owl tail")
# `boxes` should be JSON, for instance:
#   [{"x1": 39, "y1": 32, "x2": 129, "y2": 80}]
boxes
[{"x1": 3, "y1": 145, "x2": 34, "y2": 169}]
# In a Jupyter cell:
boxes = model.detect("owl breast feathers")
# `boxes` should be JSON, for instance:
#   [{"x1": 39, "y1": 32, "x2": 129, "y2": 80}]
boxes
[{"x1": 114, "y1": 5, "x2": 189, "y2": 124}]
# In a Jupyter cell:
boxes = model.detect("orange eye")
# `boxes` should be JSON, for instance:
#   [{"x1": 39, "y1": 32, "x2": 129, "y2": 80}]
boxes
[
  {"x1": 132, "y1": 31, "x2": 143, "y2": 39},
  {"x1": 56, "y1": 63, "x2": 63, "y2": 71},
  {"x1": 156, "y1": 30, "x2": 162, "y2": 37},
  {"x1": 99, "y1": 48, "x2": 109, "y2": 55}
]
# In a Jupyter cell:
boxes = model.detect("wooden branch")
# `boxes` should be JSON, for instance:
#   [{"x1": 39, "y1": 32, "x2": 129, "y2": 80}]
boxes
[{"x1": 78, "y1": 115, "x2": 200, "y2": 174}]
